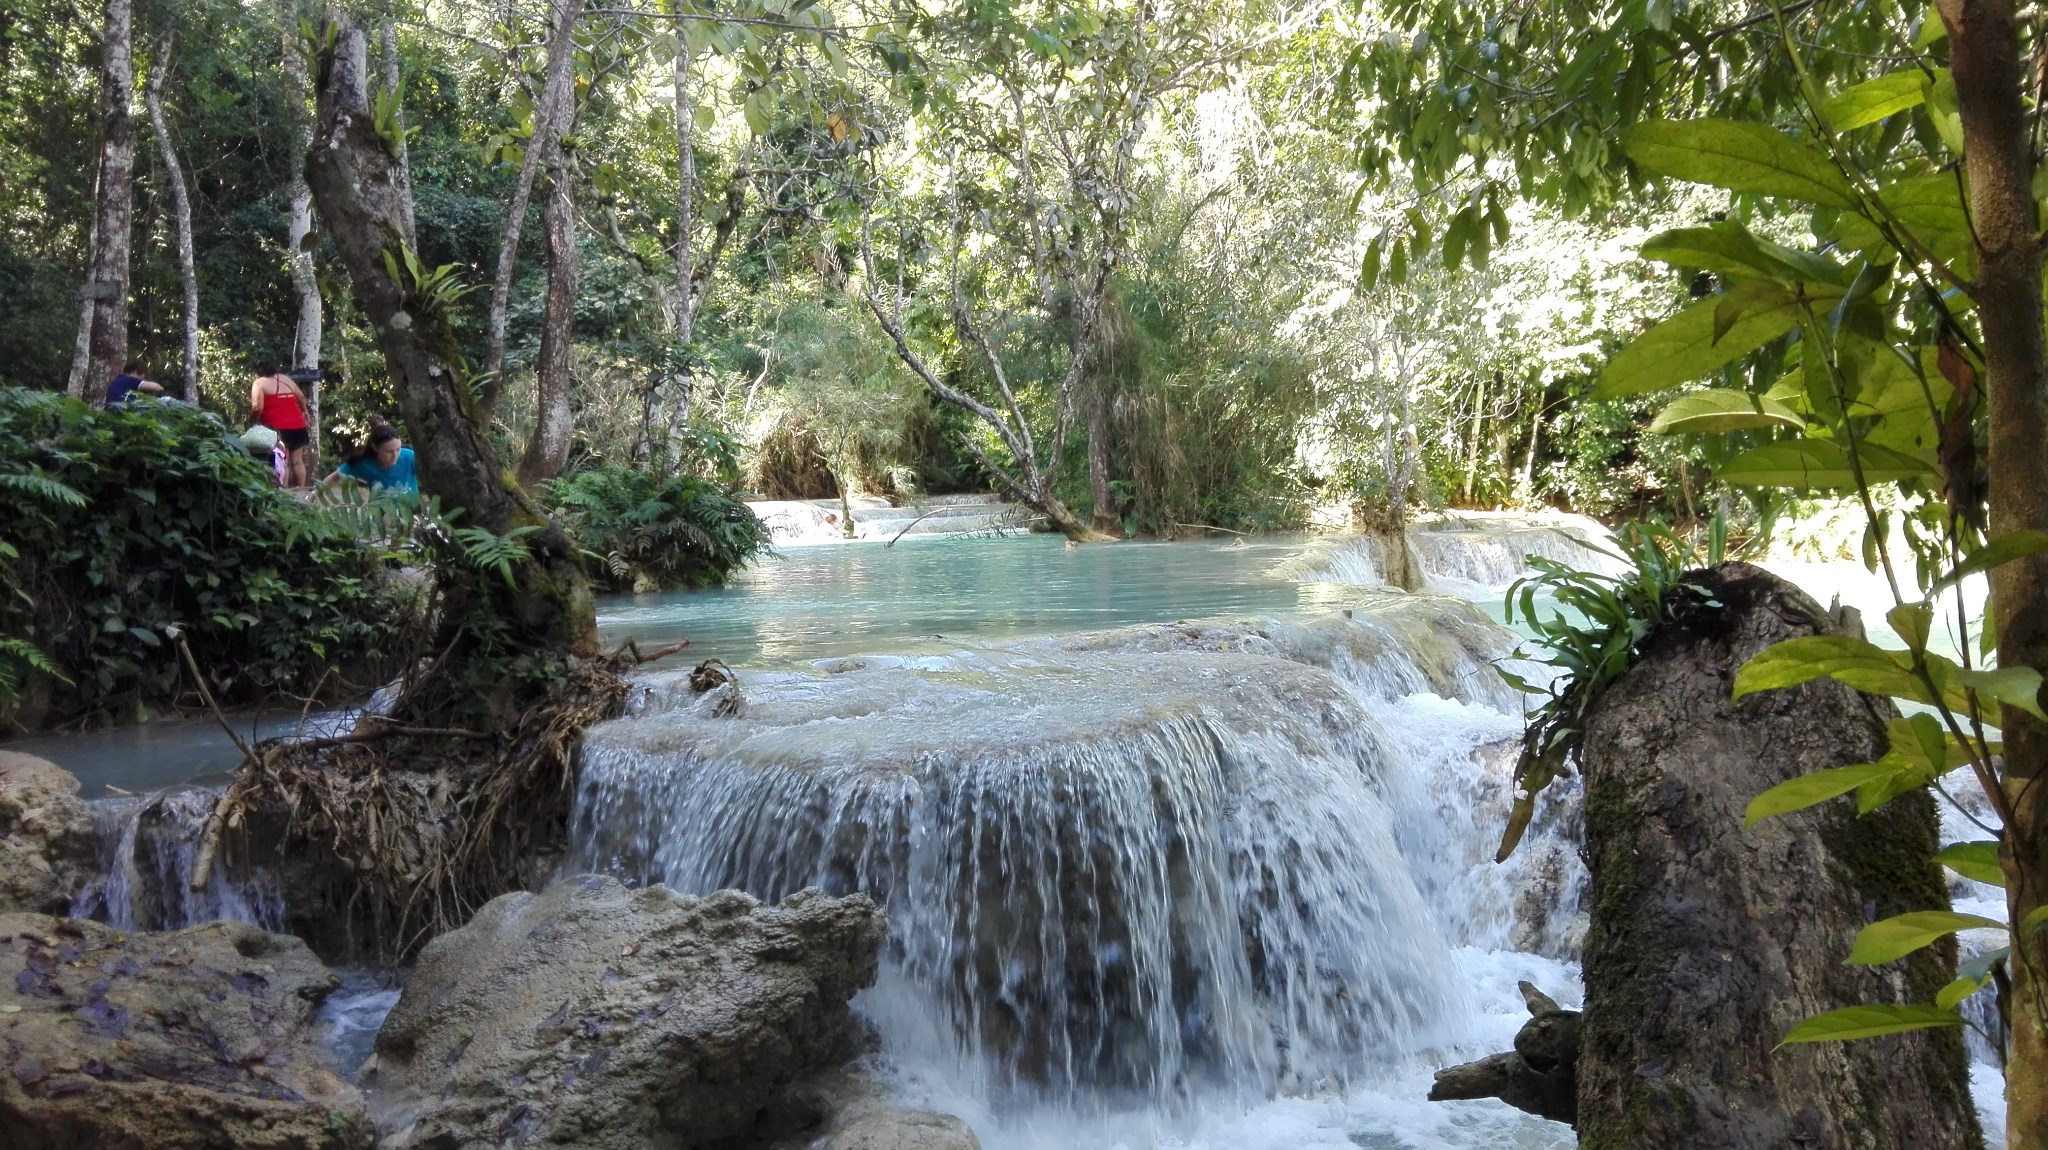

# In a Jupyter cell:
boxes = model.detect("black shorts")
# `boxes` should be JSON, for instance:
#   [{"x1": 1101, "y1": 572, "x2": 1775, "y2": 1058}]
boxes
[{"x1": 279, "y1": 428, "x2": 310, "y2": 451}]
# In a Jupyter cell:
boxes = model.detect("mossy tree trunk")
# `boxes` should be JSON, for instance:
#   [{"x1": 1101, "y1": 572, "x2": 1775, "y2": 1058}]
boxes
[
  {"x1": 1574, "y1": 563, "x2": 1980, "y2": 1150},
  {"x1": 305, "y1": 13, "x2": 594, "y2": 724}
]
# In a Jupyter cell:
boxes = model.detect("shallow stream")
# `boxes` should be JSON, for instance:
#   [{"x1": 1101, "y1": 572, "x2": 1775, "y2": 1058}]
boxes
[{"x1": 6, "y1": 519, "x2": 2006, "y2": 1148}]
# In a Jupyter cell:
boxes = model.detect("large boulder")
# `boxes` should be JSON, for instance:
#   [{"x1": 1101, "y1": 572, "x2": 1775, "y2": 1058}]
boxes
[
  {"x1": 1573, "y1": 563, "x2": 1981, "y2": 1149},
  {"x1": 371, "y1": 876, "x2": 887, "y2": 1150},
  {"x1": 0, "y1": 753, "x2": 97, "y2": 913},
  {"x1": 0, "y1": 913, "x2": 369, "y2": 1149}
]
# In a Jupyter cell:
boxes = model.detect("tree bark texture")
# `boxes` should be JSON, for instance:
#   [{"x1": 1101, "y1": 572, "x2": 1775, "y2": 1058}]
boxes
[
  {"x1": 481, "y1": 0, "x2": 580, "y2": 418},
  {"x1": 281, "y1": 12, "x2": 322, "y2": 392},
  {"x1": 1575, "y1": 563, "x2": 1981, "y2": 1150},
  {"x1": 515, "y1": 145, "x2": 577, "y2": 486},
  {"x1": 305, "y1": 16, "x2": 594, "y2": 684},
  {"x1": 379, "y1": 17, "x2": 415, "y2": 240},
  {"x1": 143, "y1": 32, "x2": 198, "y2": 402},
  {"x1": 1936, "y1": 4, "x2": 2048, "y2": 1145},
  {"x1": 76, "y1": 0, "x2": 134, "y2": 404}
]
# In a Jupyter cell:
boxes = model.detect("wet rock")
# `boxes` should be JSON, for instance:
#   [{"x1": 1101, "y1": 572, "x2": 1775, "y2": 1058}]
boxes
[
  {"x1": 1574, "y1": 562, "x2": 1981, "y2": 1148},
  {"x1": 1428, "y1": 981, "x2": 1578, "y2": 1124},
  {"x1": 0, "y1": 753, "x2": 96, "y2": 913},
  {"x1": 371, "y1": 876, "x2": 886, "y2": 1149},
  {"x1": 0, "y1": 912, "x2": 369, "y2": 1149},
  {"x1": 824, "y1": 1108, "x2": 980, "y2": 1150}
]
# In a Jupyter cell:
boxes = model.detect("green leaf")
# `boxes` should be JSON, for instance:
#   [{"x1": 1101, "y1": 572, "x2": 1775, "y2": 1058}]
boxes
[
  {"x1": 1886, "y1": 603, "x2": 1933, "y2": 652},
  {"x1": 1598, "y1": 288, "x2": 1804, "y2": 398},
  {"x1": 1935, "y1": 974, "x2": 1991, "y2": 1010},
  {"x1": 1833, "y1": 175, "x2": 1973, "y2": 269},
  {"x1": 1824, "y1": 71, "x2": 1931, "y2": 132},
  {"x1": 1886, "y1": 712, "x2": 1953, "y2": 772},
  {"x1": 2023, "y1": 906, "x2": 2048, "y2": 935},
  {"x1": 1957, "y1": 666, "x2": 2048, "y2": 721},
  {"x1": 1925, "y1": 71, "x2": 1964, "y2": 155},
  {"x1": 1779, "y1": 1003, "x2": 1962, "y2": 1045},
  {"x1": 1847, "y1": 910, "x2": 2006, "y2": 965},
  {"x1": 1935, "y1": 530, "x2": 2048, "y2": 592},
  {"x1": 1649, "y1": 389, "x2": 1806, "y2": 434},
  {"x1": 742, "y1": 93, "x2": 770, "y2": 136},
  {"x1": 1620, "y1": 119, "x2": 1858, "y2": 208},
  {"x1": 1716, "y1": 440, "x2": 1936, "y2": 491},
  {"x1": 1732, "y1": 634, "x2": 1917, "y2": 701},
  {"x1": 1855, "y1": 751, "x2": 1936, "y2": 814},
  {"x1": 1935, "y1": 841, "x2": 2004, "y2": 886},
  {"x1": 1641, "y1": 224, "x2": 1848, "y2": 285},
  {"x1": 1744, "y1": 762, "x2": 1899, "y2": 826}
]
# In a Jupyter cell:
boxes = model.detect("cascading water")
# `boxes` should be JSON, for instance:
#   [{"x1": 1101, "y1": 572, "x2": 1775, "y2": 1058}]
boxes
[
  {"x1": 1278, "y1": 513, "x2": 1624, "y2": 597},
  {"x1": 69, "y1": 786, "x2": 284, "y2": 933},
  {"x1": 568, "y1": 594, "x2": 1589, "y2": 1139}
]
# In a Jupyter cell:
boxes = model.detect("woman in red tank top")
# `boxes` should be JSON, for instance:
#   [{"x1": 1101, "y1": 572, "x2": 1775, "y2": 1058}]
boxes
[{"x1": 250, "y1": 364, "x2": 312, "y2": 488}]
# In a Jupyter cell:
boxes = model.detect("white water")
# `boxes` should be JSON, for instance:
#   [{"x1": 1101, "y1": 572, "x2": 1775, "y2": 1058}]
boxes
[
  {"x1": 1277, "y1": 512, "x2": 1626, "y2": 601},
  {"x1": 750, "y1": 493, "x2": 1031, "y2": 545},
  {"x1": 570, "y1": 596, "x2": 1589, "y2": 1145},
  {"x1": 69, "y1": 787, "x2": 284, "y2": 933}
]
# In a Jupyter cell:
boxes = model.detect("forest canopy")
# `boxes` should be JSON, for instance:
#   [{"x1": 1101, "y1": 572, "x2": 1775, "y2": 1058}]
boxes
[{"x1": 1, "y1": 0, "x2": 1717, "y2": 537}]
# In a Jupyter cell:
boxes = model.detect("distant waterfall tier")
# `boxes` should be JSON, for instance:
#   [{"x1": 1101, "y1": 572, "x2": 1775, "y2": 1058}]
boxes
[
  {"x1": 749, "y1": 494, "x2": 1028, "y2": 545},
  {"x1": 568, "y1": 598, "x2": 1523, "y2": 1109},
  {"x1": 1277, "y1": 511, "x2": 1625, "y2": 592}
]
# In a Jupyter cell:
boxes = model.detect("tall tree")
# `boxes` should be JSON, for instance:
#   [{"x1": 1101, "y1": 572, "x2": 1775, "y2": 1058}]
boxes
[
  {"x1": 514, "y1": 117, "x2": 579, "y2": 485},
  {"x1": 143, "y1": 30, "x2": 199, "y2": 402},
  {"x1": 480, "y1": 0, "x2": 582, "y2": 419},
  {"x1": 280, "y1": 4, "x2": 322, "y2": 435},
  {"x1": 305, "y1": 12, "x2": 595, "y2": 702},
  {"x1": 70, "y1": 0, "x2": 135, "y2": 403}
]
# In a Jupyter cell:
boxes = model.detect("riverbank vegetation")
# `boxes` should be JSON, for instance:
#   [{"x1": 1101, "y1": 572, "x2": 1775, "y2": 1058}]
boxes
[{"x1": 5, "y1": 0, "x2": 2048, "y2": 1140}]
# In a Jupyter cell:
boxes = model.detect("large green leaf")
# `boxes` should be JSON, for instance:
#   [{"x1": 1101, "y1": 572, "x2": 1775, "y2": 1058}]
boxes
[
  {"x1": 1833, "y1": 175, "x2": 1974, "y2": 270},
  {"x1": 1621, "y1": 119, "x2": 1858, "y2": 207},
  {"x1": 1744, "y1": 762, "x2": 1898, "y2": 826},
  {"x1": 1936, "y1": 841, "x2": 2005, "y2": 886},
  {"x1": 1847, "y1": 910, "x2": 2006, "y2": 965},
  {"x1": 1958, "y1": 666, "x2": 2048, "y2": 721},
  {"x1": 1640, "y1": 225, "x2": 1848, "y2": 286},
  {"x1": 1716, "y1": 440, "x2": 1936, "y2": 491},
  {"x1": 1936, "y1": 973, "x2": 1992, "y2": 1010},
  {"x1": 1779, "y1": 1004, "x2": 1963, "y2": 1045},
  {"x1": 1824, "y1": 71, "x2": 1932, "y2": 131},
  {"x1": 1598, "y1": 288, "x2": 1805, "y2": 397},
  {"x1": 1648, "y1": 389, "x2": 1806, "y2": 434},
  {"x1": 1732, "y1": 634, "x2": 1919, "y2": 701},
  {"x1": 1935, "y1": 530, "x2": 2048, "y2": 592}
]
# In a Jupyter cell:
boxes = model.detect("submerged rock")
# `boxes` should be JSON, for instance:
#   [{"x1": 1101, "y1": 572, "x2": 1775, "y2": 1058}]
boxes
[
  {"x1": 0, "y1": 913, "x2": 368, "y2": 1149},
  {"x1": 0, "y1": 752, "x2": 97, "y2": 913},
  {"x1": 371, "y1": 876, "x2": 886, "y2": 1149},
  {"x1": 1574, "y1": 562, "x2": 1981, "y2": 1148}
]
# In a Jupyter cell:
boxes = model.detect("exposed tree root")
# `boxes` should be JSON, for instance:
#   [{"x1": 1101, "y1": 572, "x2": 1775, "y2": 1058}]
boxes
[{"x1": 191, "y1": 647, "x2": 645, "y2": 961}]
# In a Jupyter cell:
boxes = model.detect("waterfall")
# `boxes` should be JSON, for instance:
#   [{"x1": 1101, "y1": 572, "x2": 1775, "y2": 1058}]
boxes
[
  {"x1": 568, "y1": 596, "x2": 1582, "y2": 1117},
  {"x1": 1279, "y1": 513, "x2": 1624, "y2": 594},
  {"x1": 70, "y1": 787, "x2": 284, "y2": 933}
]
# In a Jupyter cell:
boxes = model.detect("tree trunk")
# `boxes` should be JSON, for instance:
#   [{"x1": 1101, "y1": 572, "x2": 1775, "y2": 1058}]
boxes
[
  {"x1": 281, "y1": 11, "x2": 321, "y2": 420},
  {"x1": 1575, "y1": 563, "x2": 1981, "y2": 1150},
  {"x1": 74, "y1": 0, "x2": 134, "y2": 404},
  {"x1": 305, "y1": 14, "x2": 594, "y2": 700},
  {"x1": 665, "y1": 42, "x2": 697, "y2": 435},
  {"x1": 1086, "y1": 380, "x2": 1120, "y2": 536},
  {"x1": 379, "y1": 16, "x2": 415, "y2": 240},
  {"x1": 515, "y1": 145, "x2": 577, "y2": 486},
  {"x1": 143, "y1": 31, "x2": 198, "y2": 402},
  {"x1": 1937, "y1": 3, "x2": 2048, "y2": 1145},
  {"x1": 481, "y1": 0, "x2": 580, "y2": 419}
]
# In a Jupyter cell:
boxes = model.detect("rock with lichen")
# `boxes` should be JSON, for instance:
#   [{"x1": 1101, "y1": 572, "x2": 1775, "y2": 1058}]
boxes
[
  {"x1": 370, "y1": 876, "x2": 886, "y2": 1149},
  {"x1": 0, "y1": 913, "x2": 369, "y2": 1149}
]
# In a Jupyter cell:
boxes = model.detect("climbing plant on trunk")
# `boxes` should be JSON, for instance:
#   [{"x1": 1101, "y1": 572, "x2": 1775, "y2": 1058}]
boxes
[{"x1": 304, "y1": 11, "x2": 596, "y2": 724}]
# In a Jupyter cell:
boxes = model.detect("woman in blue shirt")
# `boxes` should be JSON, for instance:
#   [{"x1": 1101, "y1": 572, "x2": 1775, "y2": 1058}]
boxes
[{"x1": 323, "y1": 424, "x2": 419, "y2": 497}]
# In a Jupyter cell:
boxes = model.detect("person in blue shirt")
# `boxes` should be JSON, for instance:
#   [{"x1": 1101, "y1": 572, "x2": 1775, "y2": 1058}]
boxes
[
  {"x1": 323, "y1": 424, "x2": 419, "y2": 497},
  {"x1": 103, "y1": 362, "x2": 164, "y2": 406}
]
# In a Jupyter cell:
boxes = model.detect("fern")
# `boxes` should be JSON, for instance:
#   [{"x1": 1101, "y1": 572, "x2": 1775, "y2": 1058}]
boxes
[{"x1": 0, "y1": 470, "x2": 88, "y2": 509}]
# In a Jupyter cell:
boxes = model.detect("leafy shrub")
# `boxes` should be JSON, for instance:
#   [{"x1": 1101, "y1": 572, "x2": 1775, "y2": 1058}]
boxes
[
  {"x1": 541, "y1": 460, "x2": 767, "y2": 593},
  {"x1": 0, "y1": 389, "x2": 407, "y2": 730}
]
